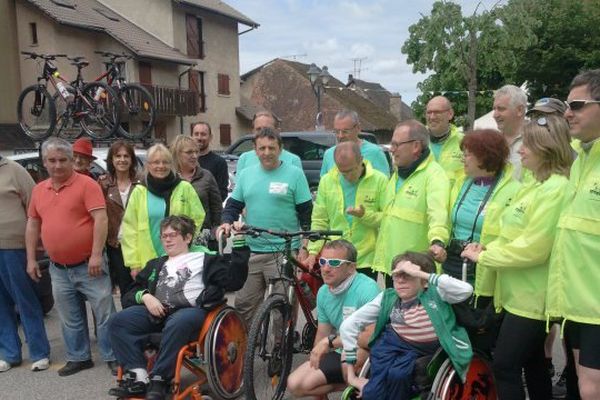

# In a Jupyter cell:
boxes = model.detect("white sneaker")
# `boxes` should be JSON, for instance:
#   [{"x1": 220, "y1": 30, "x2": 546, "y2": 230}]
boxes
[
  {"x1": 0, "y1": 360, "x2": 11, "y2": 372},
  {"x1": 31, "y1": 358, "x2": 50, "y2": 372}
]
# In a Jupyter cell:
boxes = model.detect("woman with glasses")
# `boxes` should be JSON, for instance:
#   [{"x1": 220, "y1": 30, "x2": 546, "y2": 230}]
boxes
[
  {"x1": 170, "y1": 136, "x2": 222, "y2": 246},
  {"x1": 98, "y1": 140, "x2": 142, "y2": 296},
  {"x1": 442, "y1": 130, "x2": 520, "y2": 350},
  {"x1": 121, "y1": 144, "x2": 204, "y2": 278},
  {"x1": 461, "y1": 117, "x2": 574, "y2": 400}
]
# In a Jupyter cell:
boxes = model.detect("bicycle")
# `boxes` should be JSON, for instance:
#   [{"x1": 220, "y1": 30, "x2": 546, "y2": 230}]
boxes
[
  {"x1": 17, "y1": 52, "x2": 120, "y2": 141},
  {"x1": 94, "y1": 50, "x2": 156, "y2": 140},
  {"x1": 238, "y1": 226, "x2": 342, "y2": 400}
]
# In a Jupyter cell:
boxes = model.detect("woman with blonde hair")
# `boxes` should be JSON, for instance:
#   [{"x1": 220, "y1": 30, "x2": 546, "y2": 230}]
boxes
[
  {"x1": 170, "y1": 135, "x2": 222, "y2": 237},
  {"x1": 461, "y1": 117, "x2": 573, "y2": 400},
  {"x1": 121, "y1": 143, "x2": 204, "y2": 277}
]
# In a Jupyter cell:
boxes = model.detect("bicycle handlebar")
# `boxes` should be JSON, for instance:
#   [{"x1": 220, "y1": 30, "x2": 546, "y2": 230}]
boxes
[
  {"x1": 240, "y1": 226, "x2": 343, "y2": 240},
  {"x1": 21, "y1": 51, "x2": 66, "y2": 60}
]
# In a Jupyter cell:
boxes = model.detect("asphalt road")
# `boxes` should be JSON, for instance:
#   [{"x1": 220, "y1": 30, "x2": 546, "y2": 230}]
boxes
[{"x1": 1, "y1": 294, "x2": 565, "y2": 400}]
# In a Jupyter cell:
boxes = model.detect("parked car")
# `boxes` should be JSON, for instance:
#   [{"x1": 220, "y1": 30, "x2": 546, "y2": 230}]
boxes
[{"x1": 224, "y1": 131, "x2": 382, "y2": 192}]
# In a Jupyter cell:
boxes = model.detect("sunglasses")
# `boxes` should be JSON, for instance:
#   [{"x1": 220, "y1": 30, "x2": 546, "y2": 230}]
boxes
[
  {"x1": 565, "y1": 99, "x2": 600, "y2": 111},
  {"x1": 318, "y1": 257, "x2": 352, "y2": 268}
]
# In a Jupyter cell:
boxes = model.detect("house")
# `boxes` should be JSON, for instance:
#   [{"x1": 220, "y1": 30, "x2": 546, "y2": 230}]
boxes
[
  {"x1": 0, "y1": 0, "x2": 257, "y2": 151},
  {"x1": 346, "y1": 74, "x2": 413, "y2": 123},
  {"x1": 240, "y1": 58, "x2": 408, "y2": 141}
]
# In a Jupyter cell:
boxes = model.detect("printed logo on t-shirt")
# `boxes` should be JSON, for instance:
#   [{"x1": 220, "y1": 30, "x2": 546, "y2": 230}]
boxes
[
  {"x1": 342, "y1": 306, "x2": 357, "y2": 320},
  {"x1": 269, "y1": 182, "x2": 289, "y2": 195}
]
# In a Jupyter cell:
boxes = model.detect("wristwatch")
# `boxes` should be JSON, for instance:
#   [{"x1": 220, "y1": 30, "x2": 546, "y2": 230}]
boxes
[{"x1": 327, "y1": 333, "x2": 337, "y2": 349}]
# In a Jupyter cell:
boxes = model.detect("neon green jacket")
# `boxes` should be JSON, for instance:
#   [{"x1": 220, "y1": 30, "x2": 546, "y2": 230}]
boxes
[
  {"x1": 449, "y1": 166, "x2": 520, "y2": 297},
  {"x1": 478, "y1": 174, "x2": 568, "y2": 320},
  {"x1": 121, "y1": 181, "x2": 205, "y2": 270},
  {"x1": 547, "y1": 142, "x2": 600, "y2": 325},
  {"x1": 308, "y1": 161, "x2": 388, "y2": 269},
  {"x1": 372, "y1": 153, "x2": 450, "y2": 274},
  {"x1": 431, "y1": 125, "x2": 464, "y2": 188}
]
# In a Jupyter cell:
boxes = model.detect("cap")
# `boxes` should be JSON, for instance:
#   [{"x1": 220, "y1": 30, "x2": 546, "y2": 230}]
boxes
[
  {"x1": 72, "y1": 138, "x2": 97, "y2": 160},
  {"x1": 527, "y1": 97, "x2": 567, "y2": 116}
]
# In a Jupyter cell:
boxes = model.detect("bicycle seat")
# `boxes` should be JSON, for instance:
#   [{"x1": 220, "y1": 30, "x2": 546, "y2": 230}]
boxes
[{"x1": 71, "y1": 61, "x2": 90, "y2": 68}]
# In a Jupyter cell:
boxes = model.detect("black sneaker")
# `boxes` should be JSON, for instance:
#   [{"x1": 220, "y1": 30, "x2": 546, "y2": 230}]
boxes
[
  {"x1": 552, "y1": 370, "x2": 567, "y2": 399},
  {"x1": 108, "y1": 374, "x2": 147, "y2": 398},
  {"x1": 58, "y1": 360, "x2": 94, "y2": 377},
  {"x1": 146, "y1": 375, "x2": 169, "y2": 400},
  {"x1": 106, "y1": 361, "x2": 119, "y2": 376}
]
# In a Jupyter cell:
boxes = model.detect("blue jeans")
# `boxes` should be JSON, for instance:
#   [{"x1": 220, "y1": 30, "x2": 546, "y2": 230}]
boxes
[
  {"x1": 109, "y1": 305, "x2": 206, "y2": 379},
  {"x1": 0, "y1": 249, "x2": 50, "y2": 363},
  {"x1": 49, "y1": 260, "x2": 116, "y2": 362}
]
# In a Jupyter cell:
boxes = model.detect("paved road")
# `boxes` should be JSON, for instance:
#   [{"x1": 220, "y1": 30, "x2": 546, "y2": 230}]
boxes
[{"x1": 1, "y1": 294, "x2": 565, "y2": 400}]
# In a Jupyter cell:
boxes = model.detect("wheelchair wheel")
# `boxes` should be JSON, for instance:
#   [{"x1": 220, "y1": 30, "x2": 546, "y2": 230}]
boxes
[
  {"x1": 243, "y1": 294, "x2": 294, "y2": 400},
  {"x1": 430, "y1": 355, "x2": 496, "y2": 399},
  {"x1": 204, "y1": 307, "x2": 247, "y2": 399}
]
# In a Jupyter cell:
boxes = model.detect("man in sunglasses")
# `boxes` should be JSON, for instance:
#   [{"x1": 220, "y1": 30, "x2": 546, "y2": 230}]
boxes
[
  {"x1": 546, "y1": 69, "x2": 600, "y2": 400},
  {"x1": 493, "y1": 84, "x2": 528, "y2": 180},
  {"x1": 287, "y1": 239, "x2": 380, "y2": 398},
  {"x1": 320, "y1": 110, "x2": 390, "y2": 178},
  {"x1": 303, "y1": 141, "x2": 387, "y2": 281},
  {"x1": 426, "y1": 96, "x2": 464, "y2": 188},
  {"x1": 372, "y1": 120, "x2": 450, "y2": 287}
]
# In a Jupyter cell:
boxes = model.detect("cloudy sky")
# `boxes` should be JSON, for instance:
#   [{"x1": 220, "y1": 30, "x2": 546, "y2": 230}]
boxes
[{"x1": 227, "y1": 0, "x2": 498, "y2": 103}]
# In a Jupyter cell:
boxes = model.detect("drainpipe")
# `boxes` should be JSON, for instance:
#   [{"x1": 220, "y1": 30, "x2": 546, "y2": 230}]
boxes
[{"x1": 178, "y1": 64, "x2": 196, "y2": 135}]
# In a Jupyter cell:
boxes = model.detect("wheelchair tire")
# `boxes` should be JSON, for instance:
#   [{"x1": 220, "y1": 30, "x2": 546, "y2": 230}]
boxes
[
  {"x1": 429, "y1": 355, "x2": 496, "y2": 399},
  {"x1": 204, "y1": 306, "x2": 247, "y2": 400},
  {"x1": 243, "y1": 295, "x2": 294, "y2": 400}
]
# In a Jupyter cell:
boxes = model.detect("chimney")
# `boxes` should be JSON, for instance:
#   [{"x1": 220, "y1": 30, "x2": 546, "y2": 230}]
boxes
[
  {"x1": 347, "y1": 74, "x2": 354, "y2": 85},
  {"x1": 389, "y1": 93, "x2": 403, "y2": 121}
]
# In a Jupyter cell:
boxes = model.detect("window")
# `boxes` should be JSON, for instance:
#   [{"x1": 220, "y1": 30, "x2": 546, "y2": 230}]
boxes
[
  {"x1": 185, "y1": 14, "x2": 204, "y2": 59},
  {"x1": 220, "y1": 124, "x2": 231, "y2": 146},
  {"x1": 189, "y1": 70, "x2": 206, "y2": 113},
  {"x1": 217, "y1": 74, "x2": 230, "y2": 95},
  {"x1": 30, "y1": 23, "x2": 38, "y2": 46},
  {"x1": 138, "y1": 62, "x2": 152, "y2": 85}
]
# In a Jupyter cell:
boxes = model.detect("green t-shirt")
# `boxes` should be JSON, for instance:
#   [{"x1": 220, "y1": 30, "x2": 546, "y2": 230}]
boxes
[
  {"x1": 316, "y1": 273, "x2": 381, "y2": 331},
  {"x1": 430, "y1": 141, "x2": 443, "y2": 161},
  {"x1": 231, "y1": 162, "x2": 311, "y2": 252},
  {"x1": 236, "y1": 149, "x2": 302, "y2": 172},
  {"x1": 320, "y1": 140, "x2": 390, "y2": 177},
  {"x1": 339, "y1": 175, "x2": 358, "y2": 225}
]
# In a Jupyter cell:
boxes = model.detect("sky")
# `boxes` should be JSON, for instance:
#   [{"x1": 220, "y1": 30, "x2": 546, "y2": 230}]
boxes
[{"x1": 227, "y1": 0, "x2": 499, "y2": 104}]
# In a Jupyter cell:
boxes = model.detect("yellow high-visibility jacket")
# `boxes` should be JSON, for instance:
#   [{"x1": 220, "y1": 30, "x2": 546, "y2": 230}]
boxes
[
  {"x1": 372, "y1": 153, "x2": 450, "y2": 274},
  {"x1": 432, "y1": 124, "x2": 464, "y2": 188},
  {"x1": 478, "y1": 174, "x2": 568, "y2": 320}
]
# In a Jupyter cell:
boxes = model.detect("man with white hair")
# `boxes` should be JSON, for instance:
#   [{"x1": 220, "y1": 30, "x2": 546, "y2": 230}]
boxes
[{"x1": 493, "y1": 85, "x2": 528, "y2": 179}]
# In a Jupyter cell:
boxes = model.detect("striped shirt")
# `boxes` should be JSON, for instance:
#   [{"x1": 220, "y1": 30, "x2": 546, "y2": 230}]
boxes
[{"x1": 389, "y1": 297, "x2": 438, "y2": 344}]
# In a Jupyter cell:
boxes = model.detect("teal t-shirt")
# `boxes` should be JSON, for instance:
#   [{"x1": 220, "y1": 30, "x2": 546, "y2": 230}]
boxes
[
  {"x1": 430, "y1": 141, "x2": 443, "y2": 161},
  {"x1": 339, "y1": 175, "x2": 358, "y2": 225},
  {"x1": 236, "y1": 149, "x2": 302, "y2": 172},
  {"x1": 320, "y1": 140, "x2": 390, "y2": 178},
  {"x1": 316, "y1": 273, "x2": 381, "y2": 331},
  {"x1": 231, "y1": 161, "x2": 311, "y2": 252},
  {"x1": 395, "y1": 174, "x2": 406, "y2": 192},
  {"x1": 451, "y1": 180, "x2": 491, "y2": 242}
]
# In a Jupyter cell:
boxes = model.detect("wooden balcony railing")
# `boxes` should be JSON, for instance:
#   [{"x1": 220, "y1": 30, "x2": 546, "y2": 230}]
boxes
[{"x1": 140, "y1": 84, "x2": 200, "y2": 116}]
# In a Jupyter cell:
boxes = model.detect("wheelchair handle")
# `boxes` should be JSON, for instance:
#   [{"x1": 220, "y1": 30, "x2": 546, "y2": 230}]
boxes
[
  {"x1": 461, "y1": 258, "x2": 468, "y2": 282},
  {"x1": 216, "y1": 227, "x2": 227, "y2": 256}
]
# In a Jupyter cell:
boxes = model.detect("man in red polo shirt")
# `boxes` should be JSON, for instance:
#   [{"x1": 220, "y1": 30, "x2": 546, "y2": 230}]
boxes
[{"x1": 25, "y1": 137, "x2": 116, "y2": 377}]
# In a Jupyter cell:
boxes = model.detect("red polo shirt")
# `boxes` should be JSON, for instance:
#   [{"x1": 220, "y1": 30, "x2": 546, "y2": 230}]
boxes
[{"x1": 28, "y1": 172, "x2": 105, "y2": 265}]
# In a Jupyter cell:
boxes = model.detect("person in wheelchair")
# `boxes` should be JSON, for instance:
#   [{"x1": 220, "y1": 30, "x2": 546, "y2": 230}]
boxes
[
  {"x1": 340, "y1": 252, "x2": 473, "y2": 399},
  {"x1": 107, "y1": 215, "x2": 249, "y2": 400}
]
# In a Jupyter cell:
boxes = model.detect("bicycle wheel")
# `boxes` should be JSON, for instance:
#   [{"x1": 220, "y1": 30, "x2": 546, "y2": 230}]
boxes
[
  {"x1": 243, "y1": 295, "x2": 294, "y2": 400},
  {"x1": 17, "y1": 84, "x2": 56, "y2": 140},
  {"x1": 116, "y1": 84, "x2": 156, "y2": 140},
  {"x1": 79, "y1": 82, "x2": 120, "y2": 139},
  {"x1": 52, "y1": 90, "x2": 83, "y2": 140}
]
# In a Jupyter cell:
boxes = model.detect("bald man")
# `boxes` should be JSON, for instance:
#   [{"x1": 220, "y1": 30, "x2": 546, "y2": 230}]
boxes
[
  {"x1": 304, "y1": 141, "x2": 388, "y2": 280},
  {"x1": 426, "y1": 96, "x2": 464, "y2": 187}
]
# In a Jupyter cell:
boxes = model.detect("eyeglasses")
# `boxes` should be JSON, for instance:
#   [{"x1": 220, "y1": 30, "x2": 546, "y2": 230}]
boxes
[
  {"x1": 149, "y1": 160, "x2": 171, "y2": 166},
  {"x1": 565, "y1": 99, "x2": 600, "y2": 111},
  {"x1": 426, "y1": 109, "x2": 450, "y2": 115},
  {"x1": 389, "y1": 139, "x2": 416, "y2": 149},
  {"x1": 160, "y1": 231, "x2": 180, "y2": 240},
  {"x1": 318, "y1": 257, "x2": 352, "y2": 268},
  {"x1": 333, "y1": 124, "x2": 358, "y2": 135},
  {"x1": 391, "y1": 272, "x2": 411, "y2": 281}
]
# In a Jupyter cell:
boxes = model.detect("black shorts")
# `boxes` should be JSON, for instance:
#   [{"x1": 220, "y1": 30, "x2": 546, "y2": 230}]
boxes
[
  {"x1": 565, "y1": 320, "x2": 600, "y2": 369},
  {"x1": 319, "y1": 351, "x2": 345, "y2": 384}
]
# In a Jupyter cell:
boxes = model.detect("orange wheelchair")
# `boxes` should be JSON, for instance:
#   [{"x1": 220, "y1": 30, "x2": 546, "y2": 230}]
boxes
[{"x1": 114, "y1": 304, "x2": 247, "y2": 400}]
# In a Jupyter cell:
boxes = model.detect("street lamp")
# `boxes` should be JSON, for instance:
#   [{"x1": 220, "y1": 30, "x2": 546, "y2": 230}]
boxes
[{"x1": 307, "y1": 63, "x2": 331, "y2": 116}]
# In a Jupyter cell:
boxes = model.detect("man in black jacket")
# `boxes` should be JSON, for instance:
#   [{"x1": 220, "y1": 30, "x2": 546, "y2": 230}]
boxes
[{"x1": 108, "y1": 215, "x2": 249, "y2": 400}]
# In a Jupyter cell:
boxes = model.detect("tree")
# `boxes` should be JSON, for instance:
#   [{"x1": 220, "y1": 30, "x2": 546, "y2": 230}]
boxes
[{"x1": 402, "y1": 1, "x2": 535, "y2": 128}]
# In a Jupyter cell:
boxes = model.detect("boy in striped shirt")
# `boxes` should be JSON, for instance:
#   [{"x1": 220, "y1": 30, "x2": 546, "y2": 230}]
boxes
[{"x1": 340, "y1": 252, "x2": 473, "y2": 399}]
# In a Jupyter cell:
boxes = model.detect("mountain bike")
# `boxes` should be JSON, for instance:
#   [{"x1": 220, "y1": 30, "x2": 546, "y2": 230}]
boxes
[
  {"x1": 239, "y1": 226, "x2": 342, "y2": 400},
  {"x1": 94, "y1": 51, "x2": 156, "y2": 140},
  {"x1": 17, "y1": 52, "x2": 119, "y2": 141}
]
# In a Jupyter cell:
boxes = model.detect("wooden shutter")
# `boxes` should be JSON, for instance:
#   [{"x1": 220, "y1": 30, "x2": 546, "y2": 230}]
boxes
[
  {"x1": 219, "y1": 124, "x2": 231, "y2": 146},
  {"x1": 218, "y1": 74, "x2": 230, "y2": 95},
  {"x1": 186, "y1": 14, "x2": 199, "y2": 58},
  {"x1": 138, "y1": 62, "x2": 152, "y2": 85}
]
